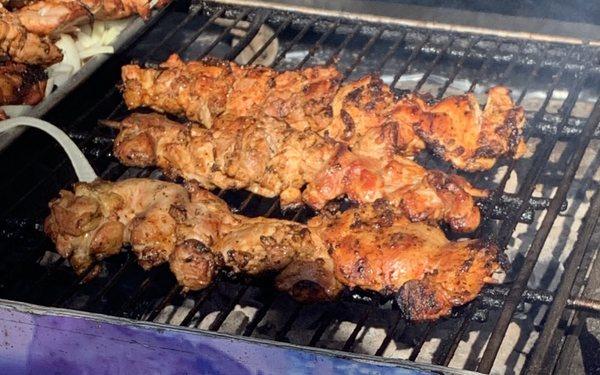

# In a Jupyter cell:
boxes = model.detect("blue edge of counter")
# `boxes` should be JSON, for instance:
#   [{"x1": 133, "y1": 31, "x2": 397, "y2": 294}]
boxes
[{"x1": 0, "y1": 299, "x2": 463, "y2": 374}]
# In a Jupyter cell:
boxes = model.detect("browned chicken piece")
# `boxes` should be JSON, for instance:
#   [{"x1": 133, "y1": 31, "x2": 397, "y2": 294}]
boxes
[
  {"x1": 311, "y1": 200, "x2": 501, "y2": 320},
  {"x1": 121, "y1": 55, "x2": 526, "y2": 168},
  {"x1": 0, "y1": 5, "x2": 62, "y2": 65},
  {"x1": 404, "y1": 87, "x2": 527, "y2": 171},
  {"x1": 45, "y1": 178, "x2": 502, "y2": 321},
  {"x1": 121, "y1": 54, "x2": 425, "y2": 158},
  {"x1": 1, "y1": 0, "x2": 38, "y2": 10},
  {"x1": 15, "y1": 0, "x2": 170, "y2": 36},
  {"x1": 112, "y1": 113, "x2": 485, "y2": 232},
  {"x1": 15, "y1": 0, "x2": 91, "y2": 36},
  {"x1": 45, "y1": 179, "x2": 343, "y2": 301},
  {"x1": 303, "y1": 149, "x2": 488, "y2": 232},
  {"x1": 112, "y1": 112, "x2": 338, "y2": 207},
  {"x1": 0, "y1": 61, "x2": 47, "y2": 105}
]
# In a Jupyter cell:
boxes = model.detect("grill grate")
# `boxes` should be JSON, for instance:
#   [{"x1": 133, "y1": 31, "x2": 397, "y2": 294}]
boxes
[{"x1": 1, "y1": 1, "x2": 599, "y2": 373}]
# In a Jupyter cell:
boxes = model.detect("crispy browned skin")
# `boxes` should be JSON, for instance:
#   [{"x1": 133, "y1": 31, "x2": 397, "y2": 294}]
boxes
[
  {"x1": 44, "y1": 179, "x2": 342, "y2": 301},
  {"x1": 405, "y1": 87, "x2": 527, "y2": 171},
  {"x1": 121, "y1": 55, "x2": 425, "y2": 158},
  {"x1": 2, "y1": 0, "x2": 37, "y2": 10},
  {"x1": 0, "y1": 61, "x2": 46, "y2": 105},
  {"x1": 0, "y1": 5, "x2": 62, "y2": 65},
  {"x1": 112, "y1": 113, "x2": 487, "y2": 232},
  {"x1": 312, "y1": 200, "x2": 500, "y2": 320},
  {"x1": 302, "y1": 149, "x2": 487, "y2": 232},
  {"x1": 45, "y1": 178, "x2": 502, "y2": 320},
  {"x1": 121, "y1": 54, "x2": 525, "y2": 169},
  {"x1": 15, "y1": 0, "x2": 170, "y2": 36}
]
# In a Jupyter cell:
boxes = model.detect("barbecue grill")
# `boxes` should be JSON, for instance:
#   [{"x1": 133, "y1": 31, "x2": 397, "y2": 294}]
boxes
[{"x1": 1, "y1": 1, "x2": 599, "y2": 373}]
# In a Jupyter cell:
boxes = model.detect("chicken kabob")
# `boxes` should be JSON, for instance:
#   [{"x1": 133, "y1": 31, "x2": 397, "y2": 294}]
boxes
[
  {"x1": 45, "y1": 178, "x2": 503, "y2": 321},
  {"x1": 106, "y1": 112, "x2": 486, "y2": 233},
  {"x1": 121, "y1": 54, "x2": 526, "y2": 172},
  {"x1": 11, "y1": 0, "x2": 170, "y2": 37},
  {"x1": 0, "y1": 4, "x2": 62, "y2": 65},
  {"x1": 0, "y1": 5, "x2": 61, "y2": 114}
]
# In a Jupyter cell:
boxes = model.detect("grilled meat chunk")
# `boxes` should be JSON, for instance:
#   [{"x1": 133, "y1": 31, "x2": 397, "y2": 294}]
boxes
[
  {"x1": 0, "y1": 5, "x2": 62, "y2": 65},
  {"x1": 15, "y1": 0, "x2": 169, "y2": 36},
  {"x1": 302, "y1": 149, "x2": 487, "y2": 232},
  {"x1": 406, "y1": 87, "x2": 527, "y2": 171},
  {"x1": 112, "y1": 113, "x2": 486, "y2": 232},
  {"x1": 121, "y1": 55, "x2": 424, "y2": 157},
  {"x1": 121, "y1": 54, "x2": 525, "y2": 169},
  {"x1": 45, "y1": 179, "x2": 342, "y2": 302},
  {"x1": 0, "y1": 61, "x2": 46, "y2": 105},
  {"x1": 45, "y1": 178, "x2": 502, "y2": 321},
  {"x1": 312, "y1": 201, "x2": 500, "y2": 320}
]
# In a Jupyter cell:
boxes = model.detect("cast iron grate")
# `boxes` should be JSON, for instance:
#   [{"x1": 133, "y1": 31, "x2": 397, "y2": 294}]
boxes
[{"x1": 0, "y1": 1, "x2": 599, "y2": 373}]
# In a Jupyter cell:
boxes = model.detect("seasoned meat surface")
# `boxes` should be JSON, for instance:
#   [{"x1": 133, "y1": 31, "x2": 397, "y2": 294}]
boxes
[
  {"x1": 312, "y1": 201, "x2": 500, "y2": 320},
  {"x1": 45, "y1": 178, "x2": 502, "y2": 321},
  {"x1": 121, "y1": 54, "x2": 525, "y2": 170},
  {"x1": 407, "y1": 87, "x2": 527, "y2": 171},
  {"x1": 0, "y1": 61, "x2": 46, "y2": 105},
  {"x1": 45, "y1": 179, "x2": 343, "y2": 302},
  {"x1": 112, "y1": 113, "x2": 486, "y2": 232},
  {"x1": 0, "y1": 5, "x2": 62, "y2": 65},
  {"x1": 14, "y1": 0, "x2": 170, "y2": 36}
]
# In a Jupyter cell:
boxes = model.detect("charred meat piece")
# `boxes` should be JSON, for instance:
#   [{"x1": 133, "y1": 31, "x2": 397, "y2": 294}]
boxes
[
  {"x1": 45, "y1": 179, "x2": 342, "y2": 302},
  {"x1": 0, "y1": 61, "x2": 47, "y2": 105},
  {"x1": 45, "y1": 178, "x2": 502, "y2": 321},
  {"x1": 112, "y1": 113, "x2": 486, "y2": 232},
  {"x1": 405, "y1": 87, "x2": 527, "y2": 171},
  {"x1": 121, "y1": 54, "x2": 525, "y2": 169},
  {"x1": 121, "y1": 55, "x2": 424, "y2": 157},
  {"x1": 0, "y1": 5, "x2": 62, "y2": 65},
  {"x1": 312, "y1": 201, "x2": 501, "y2": 320},
  {"x1": 15, "y1": 0, "x2": 170, "y2": 36},
  {"x1": 302, "y1": 148, "x2": 487, "y2": 232}
]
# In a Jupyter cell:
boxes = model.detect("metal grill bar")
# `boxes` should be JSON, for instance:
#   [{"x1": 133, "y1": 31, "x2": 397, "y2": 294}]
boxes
[
  {"x1": 1, "y1": 2, "x2": 599, "y2": 373},
  {"x1": 414, "y1": 36, "x2": 455, "y2": 91},
  {"x1": 478, "y1": 98, "x2": 600, "y2": 373},
  {"x1": 526, "y1": 183, "x2": 600, "y2": 372},
  {"x1": 437, "y1": 36, "x2": 480, "y2": 98},
  {"x1": 390, "y1": 34, "x2": 430, "y2": 88},
  {"x1": 342, "y1": 29, "x2": 383, "y2": 78}
]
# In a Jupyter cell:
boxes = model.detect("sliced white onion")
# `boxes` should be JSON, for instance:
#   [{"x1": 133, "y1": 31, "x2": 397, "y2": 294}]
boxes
[
  {"x1": 1, "y1": 105, "x2": 32, "y2": 117},
  {"x1": 92, "y1": 21, "x2": 106, "y2": 41},
  {"x1": 75, "y1": 30, "x2": 95, "y2": 49},
  {"x1": 55, "y1": 34, "x2": 81, "y2": 72},
  {"x1": 79, "y1": 24, "x2": 92, "y2": 36},
  {"x1": 78, "y1": 46, "x2": 114, "y2": 60},
  {"x1": 44, "y1": 77, "x2": 55, "y2": 97}
]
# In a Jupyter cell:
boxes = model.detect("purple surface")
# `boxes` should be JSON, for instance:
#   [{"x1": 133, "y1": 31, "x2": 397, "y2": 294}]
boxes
[{"x1": 0, "y1": 300, "x2": 441, "y2": 375}]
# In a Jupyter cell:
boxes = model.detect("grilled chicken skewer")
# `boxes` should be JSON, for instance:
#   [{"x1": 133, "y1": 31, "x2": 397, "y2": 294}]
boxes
[
  {"x1": 14, "y1": 0, "x2": 170, "y2": 36},
  {"x1": 45, "y1": 178, "x2": 502, "y2": 321},
  {"x1": 111, "y1": 113, "x2": 487, "y2": 232},
  {"x1": 0, "y1": 61, "x2": 47, "y2": 105},
  {"x1": 0, "y1": 5, "x2": 62, "y2": 65},
  {"x1": 121, "y1": 54, "x2": 526, "y2": 171}
]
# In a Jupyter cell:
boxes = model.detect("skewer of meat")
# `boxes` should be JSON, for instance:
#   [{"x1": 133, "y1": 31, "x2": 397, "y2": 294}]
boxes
[
  {"x1": 109, "y1": 112, "x2": 487, "y2": 232},
  {"x1": 44, "y1": 178, "x2": 503, "y2": 321},
  {"x1": 14, "y1": 0, "x2": 170, "y2": 36},
  {"x1": 121, "y1": 54, "x2": 526, "y2": 171},
  {"x1": 0, "y1": 4, "x2": 62, "y2": 65},
  {"x1": 0, "y1": 61, "x2": 47, "y2": 105}
]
